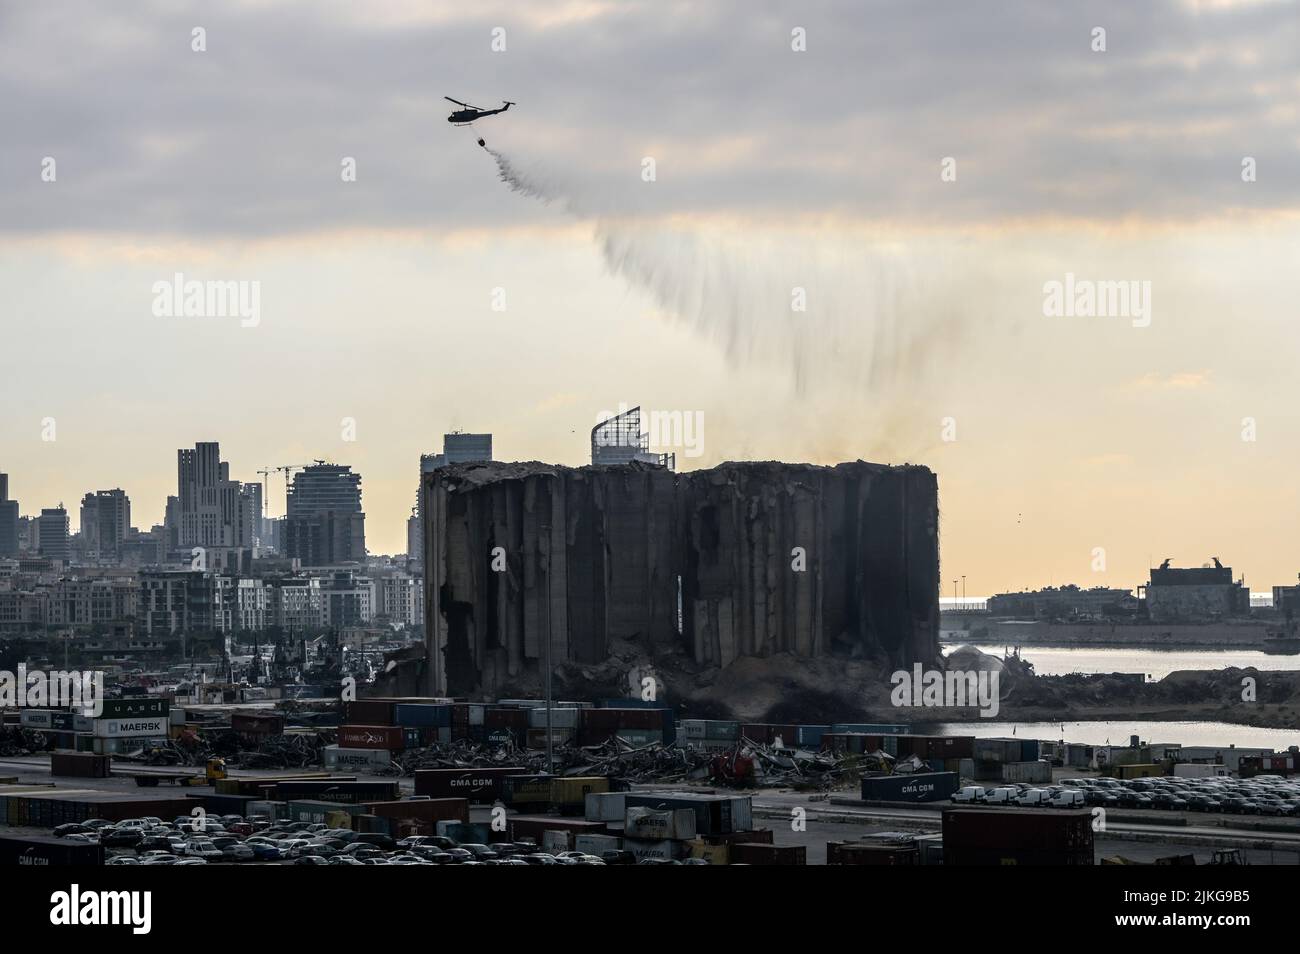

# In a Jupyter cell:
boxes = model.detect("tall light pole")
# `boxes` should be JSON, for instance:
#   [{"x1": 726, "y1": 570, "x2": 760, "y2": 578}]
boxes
[{"x1": 961, "y1": 575, "x2": 967, "y2": 609}]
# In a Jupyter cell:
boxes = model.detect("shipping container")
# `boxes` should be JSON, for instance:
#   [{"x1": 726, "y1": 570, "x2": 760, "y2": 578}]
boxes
[
  {"x1": 343, "y1": 699, "x2": 396, "y2": 725},
  {"x1": 437, "y1": 821, "x2": 492, "y2": 844},
  {"x1": 827, "y1": 843, "x2": 917, "y2": 866},
  {"x1": 739, "y1": 724, "x2": 799, "y2": 746},
  {"x1": 973, "y1": 737, "x2": 1021, "y2": 764},
  {"x1": 680, "y1": 719, "x2": 739, "y2": 742},
  {"x1": 0, "y1": 833, "x2": 104, "y2": 865},
  {"x1": 49, "y1": 712, "x2": 93, "y2": 733},
  {"x1": 322, "y1": 745, "x2": 392, "y2": 771},
  {"x1": 414, "y1": 766, "x2": 528, "y2": 802},
  {"x1": 525, "y1": 727, "x2": 575, "y2": 749},
  {"x1": 247, "y1": 799, "x2": 286, "y2": 821},
  {"x1": 337, "y1": 724, "x2": 405, "y2": 750},
  {"x1": 551, "y1": 776, "x2": 609, "y2": 813},
  {"x1": 624, "y1": 807, "x2": 697, "y2": 841},
  {"x1": 1001, "y1": 761, "x2": 1051, "y2": 783},
  {"x1": 914, "y1": 833, "x2": 944, "y2": 866},
  {"x1": 897, "y1": 735, "x2": 974, "y2": 760},
  {"x1": 503, "y1": 775, "x2": 555, "y2": 808},
  {"x1": 527, "y1": 707, "x2": 581, "y2": 729},
  {"x1": 943, "y1": 807, "x2": 1094, "y2": 866},
  {"x1": 19, "y1": 709, "x2": 54, "y2": 729},
  {"x1": 214, "y1": 773, "x2": 343, "y2": 797},
  {"x1": 830, "y1": 723, "x2": 908, "y2": 735},
  {"x1": 861, "y1": 772, "x2": 959, "y2": 803},
  {"x1": 393, "y1": 703, "x2": 453, "y2": 728},
  {"x1": 574, "y1": 833, "x2": 623, "y2": 855},
  {"x1": 730, "y1": 843, "x2": 806, "y2": 866},
  {"x1": 185, "y1": 792, "x2": 257, "y2": 815},
  {"x1": 287, "y1": 800, "x2": 366, "y2": 824},
  {"x1": 795, "y1": 725, "x2": 829, "y2": 748},
  {"x1": 687, "y1": 839, "x2": 728, "y2": 865},
  {"x1": 484, "y1": 708, "x2": 529, "y2": 731},
  {"x1": 92, "y1": 716, "x2": 170, "y2": 739},
  {"x1": 508, "y1": 815, "x2": 609, "y2": 842},
  {"x1": 541, "y1": 830, "x2": 574, "y2": 852},
  {"x1": 361, "y1": 798, "x2": 469, "y2": 825},
  {"x1": 584, "y1": 791, "x2": 627, "y2": 822},
  {"x1": 699, "y1": 828, "x2": 773, "y2": 847},
  {"x1": 50, "y1": 752, "x2": 111, "y2": 779},
  {"x1": 273, "y1": 780, "x2": 401, "y2": 804},
  {"x1": 626, "y1": 838, "x2": 680, "y2": 862},
  {"x1": 99, "y1": 697, "x2": 169, "y2": 720},
  {"x1": 821, "y1": 733, "x2": 897, "y2": 757},
  {"x1": 1116, "y1": 763, "x2": 1165, "y2": 780},
  {"x1": 623, "y1": 792, "x2": 752, "y2": 835}
]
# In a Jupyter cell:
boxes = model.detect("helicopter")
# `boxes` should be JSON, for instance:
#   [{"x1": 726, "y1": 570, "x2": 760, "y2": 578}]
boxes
[
  {"x1": 445, "y1": 96, "x2": 515, "y2": 148},
  {"x1": 445, "y1": 96, "x2": 515, "y2": 126}
]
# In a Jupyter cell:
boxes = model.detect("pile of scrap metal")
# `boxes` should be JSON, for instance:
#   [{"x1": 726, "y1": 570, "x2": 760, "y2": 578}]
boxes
[
  {"x1": 125, "y1": 731, "x2": 326, "y2": 769},
  {"x1": 233, "y1": 732, "x2": 326, "y2": 769},
  {"x1": 0, "y1": 725, "x2": 50, "y2": 756},
  {"x1": 384, "y1": 737, "x2": 712, "y2": 781},
  {"x1": 707, "y1": 740, "x2": 883, "y2": 789}
]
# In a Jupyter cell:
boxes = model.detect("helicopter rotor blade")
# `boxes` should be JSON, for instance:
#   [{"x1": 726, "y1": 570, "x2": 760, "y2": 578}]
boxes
[{"x1": 444, "y1": 96, "x2": 472, "y2": 108}]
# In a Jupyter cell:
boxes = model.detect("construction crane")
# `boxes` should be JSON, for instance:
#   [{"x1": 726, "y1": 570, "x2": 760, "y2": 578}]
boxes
[
  {"x1": 255, "y1": 467, "x2": 274, "y2": 518},
  {"x1": 275, "y1": 464, "x2": 307, "y2": 516}
]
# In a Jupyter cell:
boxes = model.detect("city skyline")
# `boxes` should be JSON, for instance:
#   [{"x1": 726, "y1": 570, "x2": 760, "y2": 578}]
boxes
[{"x1": 3, "y1": 1, "x2": 1299, "y2": 594}]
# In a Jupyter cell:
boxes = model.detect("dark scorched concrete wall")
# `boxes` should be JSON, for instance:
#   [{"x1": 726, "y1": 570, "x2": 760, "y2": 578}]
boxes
[{"x1": 424, "y1": 460, "x2": 938, "y2": 697}]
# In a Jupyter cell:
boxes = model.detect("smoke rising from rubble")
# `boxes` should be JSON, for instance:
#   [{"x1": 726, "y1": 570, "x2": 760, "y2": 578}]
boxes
[{"x1": 487, "y1": 147, "x2": 980, "y2": 461}]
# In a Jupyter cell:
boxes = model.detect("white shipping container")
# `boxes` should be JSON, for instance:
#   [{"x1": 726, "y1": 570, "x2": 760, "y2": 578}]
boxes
[
  {"x1": 468, "y1": 704, "x2": 486, "y2": 726},
  {"x1": 322, "y1": 744, "x2": 392, "y2": 770},
  {"x1": 19, "y1": 709, "x2": 54, "y2": 728},
  {"x1": 527, "y1": 707, "x2": 580, "y2": 729},
  {"x1": 626, "y1": 838, "x2": 678, "y2": 862},
  {"x1": 542, "y1": 830, "x2": 574, "y2": 852},
  {"x1": 92, "y1": 716, "x2": 169, "y2": 738},
  {"x1": 625, "y1": 807, "x2": 697, "y2": 841},
  {"x1": 584, "y1": 791, "x2": 627, "y2": 822},
  {"x1": 1174, "y1": 763, "x2": 1227, "y2": 778},
  {"x1": 248, "y1": 800, "x2": 286, "y2": 820}
]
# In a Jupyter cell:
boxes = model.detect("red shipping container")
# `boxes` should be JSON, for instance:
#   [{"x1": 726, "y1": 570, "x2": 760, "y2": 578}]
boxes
[
  {"x1": 486, "y1": 708, "x2": 529, "y2": 730},
  {"x1": 730, "y1": 843, "x2": 806, "y2": 866},
  {"x1": 344, "y1": 700, "x2": 396, "y2": 725},
  {"x1": 337, "y1": 725, "x2": 404, "y2": 750},
  {"x1": 361, "y1": 798, "x2": 469, "y2": 824}
]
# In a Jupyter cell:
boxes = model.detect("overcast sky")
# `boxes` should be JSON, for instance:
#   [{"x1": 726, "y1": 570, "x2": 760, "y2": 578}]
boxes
[{"x1": 2, "y1": 0, "x2": 1299, "y2": 593}]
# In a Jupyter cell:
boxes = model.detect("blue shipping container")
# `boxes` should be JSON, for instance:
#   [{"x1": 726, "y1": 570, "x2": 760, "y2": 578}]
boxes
[
  {"x1": 861, "y1": 772, "x2": 959, "y2": 803},
  {"x1": 796, "y1": 725, "x2": 829, "y2": 747},
  {"x1": 832, "y1": 723, "x2": 909, "y2": 735},
  {"x1": 394, "y1": 704, "x2": 452, "y2": 728}
]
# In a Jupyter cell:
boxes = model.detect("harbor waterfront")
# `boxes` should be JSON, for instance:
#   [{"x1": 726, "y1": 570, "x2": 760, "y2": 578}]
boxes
[
  {"x1": 918, "y1": 720, "x2": 1300, "y2": 750},
  {"x1": 953, "y1": 644, "x2": 1300, "y2": 680}
]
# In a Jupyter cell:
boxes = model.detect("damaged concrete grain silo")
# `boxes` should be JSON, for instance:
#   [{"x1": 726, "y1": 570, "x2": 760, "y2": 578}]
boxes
[{"x1": 423, "y1": 460, "x2": 938, "y2": 698}]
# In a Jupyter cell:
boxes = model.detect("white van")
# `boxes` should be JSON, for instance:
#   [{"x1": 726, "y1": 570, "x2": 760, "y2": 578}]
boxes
[
  {"x1": 982, "y1": 787, "x2": 1017, "y2": 806},
  {"x1": 950, "y1": 786, "x2": 987, "y2": 804},
  {"x1": 1014, "y1": 788, "x2": 1051, "y2": 807},
  {"x1": 1049, "y1": 790, "x2": 1085, "y2": 808}
]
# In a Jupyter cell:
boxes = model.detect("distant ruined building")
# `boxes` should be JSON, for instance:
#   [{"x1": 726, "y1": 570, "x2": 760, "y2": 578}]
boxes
[{"x1": 423, "y1": 460, "x2": 939, "y2": 697}]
